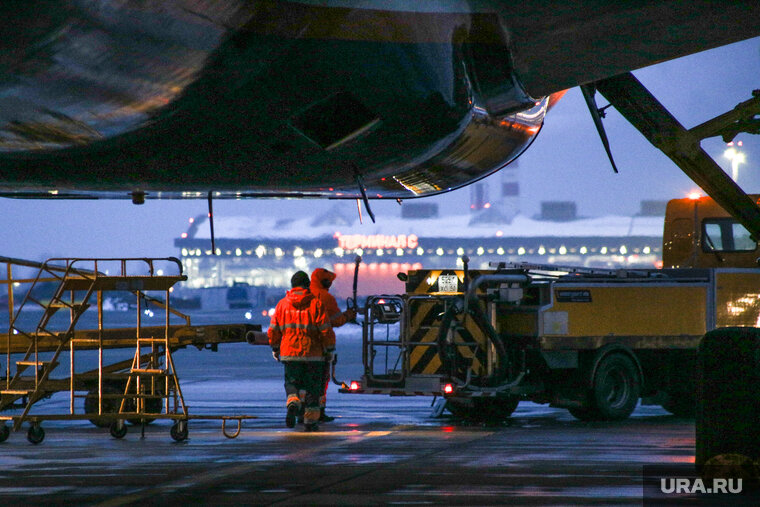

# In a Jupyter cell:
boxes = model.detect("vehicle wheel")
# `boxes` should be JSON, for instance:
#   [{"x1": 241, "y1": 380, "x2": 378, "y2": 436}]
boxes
[
  {"x1": 127, "y1": 395, "x2": 163, "y2": 426},
  {"x1": 26, "y1": 423, "x2": 44, "y2": 444},
  {"x1": 85, "y1": 381, "x2": 125, "y2": 428},
  {"x1": 591, "y1": 353, "x2": 640, "y2": 420},
  {"x1": 0, "y1": 423, "x2": 9, "y2": 443},
  {"x1": 109, "y1": 420, "x2": 127, "y2": 439},
  {"x1": 170, "y1": 420, "x2": 188, "y2": 442},
  {"x1": 661, "y1": 390, "x2": 696, "y2": 418},
  {"x1": 446, "y1": 396, "x2": 519, "y2": 421}
]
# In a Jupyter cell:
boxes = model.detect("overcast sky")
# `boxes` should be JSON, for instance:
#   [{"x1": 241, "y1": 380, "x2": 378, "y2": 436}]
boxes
[{"x1": 0, "y1": 36, "x2": 757, "y2": 262}]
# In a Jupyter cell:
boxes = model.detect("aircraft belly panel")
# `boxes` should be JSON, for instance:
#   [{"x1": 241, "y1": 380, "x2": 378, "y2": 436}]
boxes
[
  {"x1": 1, "y1": 1, "x2": 756, "y2": 199},
  {"x1": 0, "y1": 1, "x2": 542, "y2": 199}
]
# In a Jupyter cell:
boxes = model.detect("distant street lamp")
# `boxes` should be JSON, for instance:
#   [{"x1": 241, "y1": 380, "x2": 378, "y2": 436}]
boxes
[{"x1": 724, "y1": 146, "x2": 746, "y2": 182}]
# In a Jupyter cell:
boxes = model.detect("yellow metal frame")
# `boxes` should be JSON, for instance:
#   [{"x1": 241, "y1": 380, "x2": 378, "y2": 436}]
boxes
[{"x1": 0, "y1": 257, "x2": 259, "y2": 438}]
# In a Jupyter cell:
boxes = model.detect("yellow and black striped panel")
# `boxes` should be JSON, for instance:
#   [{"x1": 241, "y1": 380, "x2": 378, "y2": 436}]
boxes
[{"x1": 407, "y1": 299, "x2": 489, "y2": 376}]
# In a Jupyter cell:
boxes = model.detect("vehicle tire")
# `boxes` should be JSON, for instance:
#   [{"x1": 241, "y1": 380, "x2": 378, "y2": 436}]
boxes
[
  {"x1": 170, "y1": 420, "x2": 188, "y2": 442},
  {"x1": 0, "y1": 423, "x2": 9, "y2": 443},
  {"x1": 109, "y1": 420, "x2": 127, "y2": 439},
  {"x1": 127, "y1": 394, "x2": 163, "y2": 426},
  {"x1": 591, "y1": 353, "x2": 640, "y2": 420},
  {"x1": 85, "y1": 382, "x2": 124, "y2": 428},
  {"x1": 26, "y1": 424, "x2": 44, "y2": 444},
  {"x1": 661, "y1": 390, "x2": 696, "y2": 418},
  {"x1": 446, "y1": 396, "x2": 519, "y2": 421}
]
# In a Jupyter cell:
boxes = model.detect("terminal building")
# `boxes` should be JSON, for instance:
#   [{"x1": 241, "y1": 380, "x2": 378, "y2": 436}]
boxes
[{"x1": 173, "y1": 172, "x2": 666, "y2": 301}]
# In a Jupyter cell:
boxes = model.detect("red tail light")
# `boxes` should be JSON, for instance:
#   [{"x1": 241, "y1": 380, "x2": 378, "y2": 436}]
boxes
[
  {"x1": 443, "y1": 383, "x2": 454, "y2": 394},
  {"x1": 350, "y1": 381, "x2": 360, "y2": 390}
]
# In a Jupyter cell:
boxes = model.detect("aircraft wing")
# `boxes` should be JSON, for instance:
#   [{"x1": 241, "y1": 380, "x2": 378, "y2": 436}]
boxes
[{"x1": 0, "y1": 1, "x2": 758, "y2": 201}]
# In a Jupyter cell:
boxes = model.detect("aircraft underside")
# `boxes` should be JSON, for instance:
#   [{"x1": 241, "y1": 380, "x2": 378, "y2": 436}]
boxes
[{"x1": 0, "y1": 1, "x2": 758, "y2": 202}]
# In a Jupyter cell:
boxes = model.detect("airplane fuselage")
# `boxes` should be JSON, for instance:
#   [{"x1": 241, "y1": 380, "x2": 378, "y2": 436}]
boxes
[{"x1": 0, "y1": 1, "x2": 757, "y2": 200}]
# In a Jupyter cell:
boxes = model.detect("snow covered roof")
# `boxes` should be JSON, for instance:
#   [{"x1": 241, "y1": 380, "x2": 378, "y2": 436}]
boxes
[{"x1": 192, "y1": 212, "x2": 663, "y2": 240}]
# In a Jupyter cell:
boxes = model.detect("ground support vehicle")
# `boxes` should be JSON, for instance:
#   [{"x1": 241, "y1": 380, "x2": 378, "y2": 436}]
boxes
[
  {"x1": 0, "y1": 257, "x2": 264, "y2": 443},
  {"x1": 340, "y1": 196, "x2": 760, "y2": 421}
]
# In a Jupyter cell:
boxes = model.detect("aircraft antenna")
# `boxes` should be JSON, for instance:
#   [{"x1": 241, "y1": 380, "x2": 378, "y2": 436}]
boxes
[
  {"x1": 355, "y1": 173, "x2": 376, "y2": 223},
  {"x1": 207, "y1": 191, "x2": 217, "y2": 255},
  {"x1": 581, "y1": 84, "x2": 619, "y2": 174}
]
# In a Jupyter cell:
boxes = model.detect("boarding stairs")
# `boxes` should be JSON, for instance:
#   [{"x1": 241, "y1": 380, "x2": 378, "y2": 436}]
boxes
[{"x1": 1, "y1": 258, "x2": 187, "y2": 431}]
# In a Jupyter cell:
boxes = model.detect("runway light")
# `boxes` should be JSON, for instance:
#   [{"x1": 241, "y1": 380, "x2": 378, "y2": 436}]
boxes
[
  {"x1": 350, "y1": 381, "x2": 360, "y2": 391},
  {"x1": 443, "y1": 383, "x2": 454, "y2": 394}
]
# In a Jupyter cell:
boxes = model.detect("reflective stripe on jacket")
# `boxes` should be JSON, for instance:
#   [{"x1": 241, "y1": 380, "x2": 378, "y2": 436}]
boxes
[
  {"x1": 268, "y1": 287, "x2": 333, "y2": 359},
  {"x1": 310, "y1": 268, "x2": 347, "y2": 343}
]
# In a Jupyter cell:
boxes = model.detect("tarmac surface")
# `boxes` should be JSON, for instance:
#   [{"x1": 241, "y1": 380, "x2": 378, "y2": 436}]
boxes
[{"x1": 0, "y1": 320, "x2": 699, "y2": 506}]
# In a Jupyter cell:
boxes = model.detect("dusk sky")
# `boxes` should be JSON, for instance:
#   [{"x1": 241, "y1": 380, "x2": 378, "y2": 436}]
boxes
[{"x1": 0, "y1": 36, "x2": 757, "y2": 262}]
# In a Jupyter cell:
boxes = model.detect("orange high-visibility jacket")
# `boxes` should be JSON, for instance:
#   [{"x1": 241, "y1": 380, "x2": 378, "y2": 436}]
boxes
[
  {"x1": 310, "y1": 268, "x2": 348, "y2": 343},
  {"x1": 268, "y1": 287, "x2": 333, "y2": 360}
]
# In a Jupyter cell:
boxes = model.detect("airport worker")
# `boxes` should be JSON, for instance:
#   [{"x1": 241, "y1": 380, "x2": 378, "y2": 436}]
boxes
[
  {"x1": 268, "y1": 270, "x2": 333, "y2": 432},
  {"x1": 310, "y1": 268, "x2": 357, "y2": 422}
]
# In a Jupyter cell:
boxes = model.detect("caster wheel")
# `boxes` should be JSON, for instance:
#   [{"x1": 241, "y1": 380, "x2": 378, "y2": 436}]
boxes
[
  {"x1": 170, "y1": 420, "x2": 188, "y2": 442},
  {"x1": 27, "y1": 424, "x2": 44, "y2": 445},
  {"x1": 0, "y1": 423, "x2": 10, "y2": 443},
  {"x1": 109, "y1": 420, "x2": 128, "y2": 439}
]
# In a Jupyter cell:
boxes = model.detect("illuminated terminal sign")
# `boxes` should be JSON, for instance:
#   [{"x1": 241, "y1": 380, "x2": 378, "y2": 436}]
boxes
[{"x1": 335, "y1": 232, "x2": 419, "y2": 250}]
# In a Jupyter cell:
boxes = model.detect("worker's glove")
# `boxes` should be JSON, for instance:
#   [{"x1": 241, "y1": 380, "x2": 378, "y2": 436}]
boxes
[
  {"x1": 271, "y1": 348, "x2": 280, "y2": 362},
  {"x1": 324, "y1": 348, "x2": 335, "y2": 362},
  {"x1": 344, "y1": 308, "x2": 357, "y2": 321}
]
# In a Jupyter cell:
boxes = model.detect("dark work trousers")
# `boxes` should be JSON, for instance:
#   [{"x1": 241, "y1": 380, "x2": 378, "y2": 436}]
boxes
[
  {"x1": 320, "y1": 359, "x2": 330, "y2": 409},
  {"x1": 283, "y1": 360, "x2": 323, "y2": 424}
]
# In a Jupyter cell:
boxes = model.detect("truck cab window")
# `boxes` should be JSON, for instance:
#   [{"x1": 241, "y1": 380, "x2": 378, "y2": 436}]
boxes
[{"x1": 702, "y1": 219, "x2": 756, "y2": 252}]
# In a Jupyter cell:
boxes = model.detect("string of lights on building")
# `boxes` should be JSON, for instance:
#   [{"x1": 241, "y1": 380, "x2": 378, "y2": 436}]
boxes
[{"x1": 174, "y1": 201, "x2": 664, "y2": 297}]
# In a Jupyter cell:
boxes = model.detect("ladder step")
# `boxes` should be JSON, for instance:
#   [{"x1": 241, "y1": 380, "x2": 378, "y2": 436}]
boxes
[
  {"x1": 130, "y1": 369, "x2": 167, "y2": 375},
  {"x1": 137, "y1": 338, "x2": 168, "y2": 343},
  {"x1": 36, "y1": 328, "x2": 60, "y2": 338},
  {"x1": 26, "y1": 296, "x2": 46, "y2": 308},
  {"x1": 16, "y1": 360, "x2": 56, "y2": 367},
  {"x1": 49, "y1": 302, "x2": 89, "y2": 311},
  {"x1": 1, "y1": 390, "x2": 31, "y2": 396}
]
